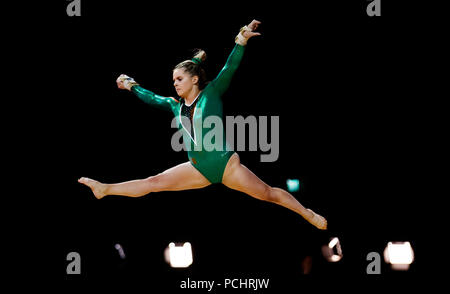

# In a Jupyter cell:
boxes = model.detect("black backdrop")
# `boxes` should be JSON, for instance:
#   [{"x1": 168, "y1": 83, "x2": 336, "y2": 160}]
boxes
[{"x1": 15, "y1": 0, "x2": 441, "y2": 291}]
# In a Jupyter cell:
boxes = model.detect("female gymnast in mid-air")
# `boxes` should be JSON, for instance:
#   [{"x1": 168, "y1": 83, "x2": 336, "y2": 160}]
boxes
[{"x1": 79, "y1": 20, "x2": 327, "y2": 230}]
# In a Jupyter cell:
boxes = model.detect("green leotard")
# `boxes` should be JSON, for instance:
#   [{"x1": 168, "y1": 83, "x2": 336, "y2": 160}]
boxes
[{"x1": 131, "y1": 44, "x2": 245, "y2": 183}]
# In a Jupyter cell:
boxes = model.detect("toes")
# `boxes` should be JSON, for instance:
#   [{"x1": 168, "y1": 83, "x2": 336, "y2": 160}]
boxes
[
  {"x1": 322, "y1": 219, "x2": 328, "y2": 230},
  {"x1": 78, "y1": 177, "x2": 91, "y2": 185}
]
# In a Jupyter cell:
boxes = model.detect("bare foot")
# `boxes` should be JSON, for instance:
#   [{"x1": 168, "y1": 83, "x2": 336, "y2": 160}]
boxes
[
  {"x1": 306, "y1": 209, "x2": 327, "y2": 230},
  {"x1": 78, "y1": 177, "x2": 107, "y2": 199}
]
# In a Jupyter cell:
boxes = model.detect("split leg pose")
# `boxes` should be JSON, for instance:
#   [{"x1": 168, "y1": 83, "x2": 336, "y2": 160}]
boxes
[{"x1": 79, "y1": 20, "x2": 327, "y2": 230}]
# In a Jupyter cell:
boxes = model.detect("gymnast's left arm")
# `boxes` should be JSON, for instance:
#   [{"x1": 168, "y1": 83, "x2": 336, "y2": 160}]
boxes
[{"x1": 210, "y1": 19, "x2": 261, "y2": 96}]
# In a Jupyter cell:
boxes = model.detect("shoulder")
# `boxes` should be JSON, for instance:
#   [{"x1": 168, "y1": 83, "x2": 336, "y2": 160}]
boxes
[
  {"x1": 202, "y1": 82, "x2": 215, "y2": 93},
  {"x1": 168, "y1": 96, "x2": 181, "y2": 104}
]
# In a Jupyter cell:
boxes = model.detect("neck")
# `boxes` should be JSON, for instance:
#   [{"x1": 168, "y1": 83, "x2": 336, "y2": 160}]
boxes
[{"x1": 184, "y1": 88, "x2": 201, "y2": 105}]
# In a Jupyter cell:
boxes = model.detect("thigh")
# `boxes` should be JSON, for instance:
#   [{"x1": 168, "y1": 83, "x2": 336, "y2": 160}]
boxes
[
  {"x1": 222, "y1": 155, "x2": 270, "y2": 199},
  {"x1": 154, "y1": 162, "x2": 211, "y2": 191}
]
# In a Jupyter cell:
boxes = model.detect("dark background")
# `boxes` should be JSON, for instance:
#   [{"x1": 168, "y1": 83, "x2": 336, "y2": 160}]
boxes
[{"x1": 15, "y1": 0, "x2": 443, "y2": 291}]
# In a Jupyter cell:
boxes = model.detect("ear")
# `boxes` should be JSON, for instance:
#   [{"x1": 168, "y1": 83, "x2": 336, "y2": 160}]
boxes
[{"x1": 191, "y1": 75, "x2": 199, "y2": 85}]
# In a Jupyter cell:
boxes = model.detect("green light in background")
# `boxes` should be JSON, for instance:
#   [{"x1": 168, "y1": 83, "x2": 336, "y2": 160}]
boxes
[{"x1": 286, "y1": 179, "x2": 300, "y2": 192}]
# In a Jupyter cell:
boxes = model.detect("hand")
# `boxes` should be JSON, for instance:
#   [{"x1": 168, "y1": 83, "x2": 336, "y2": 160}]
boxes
[
  {"x1": 242, "y1": 19, "x2": 261, "y2": 39},
  {"x1": 116, "y1": 74, "x2": 137, "y2": 91},
  {"x1": 116, "y1": 74, "x2": 129, "y2": 90}
]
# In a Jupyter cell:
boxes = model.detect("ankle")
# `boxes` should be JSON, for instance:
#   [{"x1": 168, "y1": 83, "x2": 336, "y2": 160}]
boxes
[
  {"x1": 101, "y1": 183, "x2": 109, "y2": 196},
  {"x1": 305, "y1": 209, "x2": 314, "y2": 219}
]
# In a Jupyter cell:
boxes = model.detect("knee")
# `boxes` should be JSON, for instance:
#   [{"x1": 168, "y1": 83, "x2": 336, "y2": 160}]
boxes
[
  {"x1": 144, "y1": 174, "x2": 166, "y2": 192},
  {"x1": 262, "y1": 185, "x2": 279, "y2": 203}
]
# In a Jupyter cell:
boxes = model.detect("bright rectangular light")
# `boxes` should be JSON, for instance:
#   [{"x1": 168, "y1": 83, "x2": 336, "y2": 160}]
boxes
[
  {"x1": 165, "y1": 242, "x2": 193, "y2": 268},
  {"x1": 383, "y1": 241, "x2": 414, "y2": 270}
]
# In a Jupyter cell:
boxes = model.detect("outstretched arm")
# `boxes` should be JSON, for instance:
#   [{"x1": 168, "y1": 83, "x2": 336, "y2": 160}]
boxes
[
  {"x1": 116, "y1": 74, "x2": 179, "y2": 112},
  {"x1": 209, "y1": 20, "x2": 261, "y2": 97}
]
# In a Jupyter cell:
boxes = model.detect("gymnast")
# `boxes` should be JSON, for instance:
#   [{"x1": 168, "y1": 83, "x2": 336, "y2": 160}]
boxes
[{"x1": 79, "y1": 20, "x2": 327, "y2": 230}]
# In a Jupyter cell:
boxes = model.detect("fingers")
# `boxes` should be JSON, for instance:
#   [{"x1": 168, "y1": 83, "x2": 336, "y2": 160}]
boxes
[
  {"x1": 242, "y1": 31, "x2": 261, "y2": 39},
  {"x1": 117, "y1": 81, "x2": 125, "y2": 89},
  {"x1": 245, "y1": 20, "x2": 261, "y2": 39},
  {"x1": 116, "y1": 74, "x2": 128, "y2": 83},
  {"x1": 116, "y1": 74, "x2": 132, "y2": 89},
  {"x1": 248, "y1": 19, "x2": 261, "y2": 30},
  {"x1": 249, "y1": 19, "x2": 261, "y2": 27}
]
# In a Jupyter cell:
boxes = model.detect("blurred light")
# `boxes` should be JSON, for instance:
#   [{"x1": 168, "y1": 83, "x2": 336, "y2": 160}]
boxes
[
  {"x1": 330, "y1": 255, "x2": 342, "y2": 262},
  {"x1": 328, "y1": 237, "x2": 339, "y2": 248},
  {"x1": 301, "y1": 256, "x2": 313, "y2": 274},
  {"x1": 164, "y1": 242, "x2": 193, "y2": 268},
  {"x1": 322, "y1": 237, "x2": 343, "y2": 262},
  {"x1": 114, "y1": 243, "x2": 126, "y2": 259},
  {"x1": 286, "y1": 179, "x2": 300, "y2": 192},
  {"x1": 383, "y1": 241, "x2": 414, "y2": 270}
]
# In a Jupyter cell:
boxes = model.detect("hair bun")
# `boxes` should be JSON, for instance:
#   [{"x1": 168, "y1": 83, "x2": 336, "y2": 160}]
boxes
[{"x1": 193, "y1": 49, "x2": 207, "y2": 63}]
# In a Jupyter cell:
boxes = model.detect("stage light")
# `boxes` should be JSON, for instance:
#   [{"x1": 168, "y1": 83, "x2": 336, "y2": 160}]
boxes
[
  {"x1": 328, "y1": 237, "x2": 339, "y2": 248},
  {"x1": 321, "y1": 237, "x2": 343, "y2": 262},
  {"x1": 383, "y1": 241, "x2": 414, "y2": 270},
  {"x1": 164, "y1": 242, "x2": 193, "y2": 268},
  {"x1": 286, "y1": 179, "x2": 300, "y2": 192},
  {"x1": 114, "y1": 243, "x2": 126, "y2": 259}
]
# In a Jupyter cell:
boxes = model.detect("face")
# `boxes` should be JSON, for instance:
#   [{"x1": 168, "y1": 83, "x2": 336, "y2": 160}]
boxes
[{"x1": 173, "y1": 68, "x2": 198, "y2": 98}]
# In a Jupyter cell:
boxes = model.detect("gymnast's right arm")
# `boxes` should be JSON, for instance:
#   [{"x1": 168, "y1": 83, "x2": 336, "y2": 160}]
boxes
[{"x1": 116, "y1": 74, "x2": 178, "y2": 112}]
